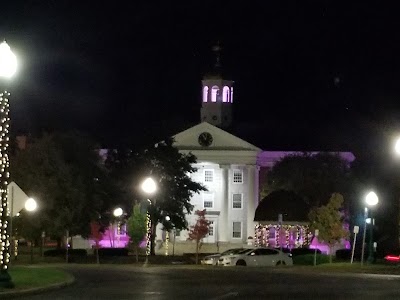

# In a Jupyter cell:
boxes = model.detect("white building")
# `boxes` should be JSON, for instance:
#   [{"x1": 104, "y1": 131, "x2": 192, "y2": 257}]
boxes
[
  {"x1": 171, "y1": 121, "x2": 261, "y2": 247},
  {"x1": 154, "y1": 47, "x2": 355, "y2": 254}
]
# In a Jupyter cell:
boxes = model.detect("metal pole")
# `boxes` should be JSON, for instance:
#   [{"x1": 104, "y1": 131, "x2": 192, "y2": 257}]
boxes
[
  {"x1": 361, "y1": 207, "x2": 368, "y2": 266},
  {"x1": 9, "y1": 185, "x2": 14, "y2": 264},
  {"x1": 278, "y1": 214, "x2": 282, "y2": 252},
  {"x1": 350, "y1": 232, "x2": 357, "y2": 264},
  {"x1": 367, "y1": 217, "x2": 375, "y2": 263},
  {"x1": 66, "y1": 230, "x2": 69, "y2": 264},
  {"x1": 314, "y1": 229, "x2": 319, "y2": 266},
  {"x1": 145, "y1": 199, "x2": 151, "y2": 265}
]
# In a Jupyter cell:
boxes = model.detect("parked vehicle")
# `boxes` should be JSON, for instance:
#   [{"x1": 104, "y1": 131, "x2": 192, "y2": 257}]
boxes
[
  {"x1": 218, "y1": 247, "x2": 293, "y2": 267},
  {"x1": 201, "y1": 248, "x2": 246, "y2": 265},
  {"x1": 384, "y1": 253, "x2": 400, "y2": 264}
]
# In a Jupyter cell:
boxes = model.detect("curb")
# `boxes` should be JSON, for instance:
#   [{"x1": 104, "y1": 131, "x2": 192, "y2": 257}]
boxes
[{"x1": 0, "y1": 273, "x2": 75, "y2": 298}]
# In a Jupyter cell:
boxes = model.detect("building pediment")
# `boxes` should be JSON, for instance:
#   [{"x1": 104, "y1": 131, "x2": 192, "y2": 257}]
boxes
[{"x1": 173, "y1": 122, "x2": 261, "y2": 152}]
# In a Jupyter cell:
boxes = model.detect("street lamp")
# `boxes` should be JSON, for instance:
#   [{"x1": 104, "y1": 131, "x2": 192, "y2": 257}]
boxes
[
  {"x1": 141, "y1": 177, "x2": 157, "y2": 263},
  {"x1": 361, "y1": 191, "x2": 379, "y2": 265},
  {"x1": 113, "y1": 207, "x2": 123, "y2": 248},
  {"x1": 25, "y1": 198, "x2": 37, "y2": 212},
  {"x1": 0, "y1": 40, "x2": 17, "y2": 288},
  {"x1": 13, "y1": 197, "x2": 38, "y2": 262},
  {"x1": 395, "y1": 138, "x2": 400, "y2": 155}
]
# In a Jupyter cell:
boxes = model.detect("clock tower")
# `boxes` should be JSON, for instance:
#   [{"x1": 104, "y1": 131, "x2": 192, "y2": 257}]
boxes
[{"x1": 200, "y1": 43, "x2": 234, "y2": 129}]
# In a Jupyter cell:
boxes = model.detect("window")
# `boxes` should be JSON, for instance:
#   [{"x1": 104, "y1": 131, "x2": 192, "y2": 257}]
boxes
[
  {"x1": 203, "y1": 86, "x2": 208, "y2": 102},
  {"x1": 204, "y1": 169, "x2": 214, "y2": 182},
  {"x1": 211, "y1": 86, "x2": 219, "y2": 102},
  {"x1": 203, "y1": 193, "x2": 214, "y2": 209},
  {"x1": 232, "y1": 222, "x2": 241, "y2": 238},
  {"x1": 208, "y1": 221, "x2": 214, "y2": 236},
  {"x1": 233, "y1": 169, "x2": 243, "y2": 183},
  {"x1": 232, "y1": 194, "x2": 242, "y2": 209},
  {"x1": 175, "y1": 230, "x2": 181, "y2": 237},
  {"x1": 222, "y1": 86, "x2": 230, "y2": 103}
]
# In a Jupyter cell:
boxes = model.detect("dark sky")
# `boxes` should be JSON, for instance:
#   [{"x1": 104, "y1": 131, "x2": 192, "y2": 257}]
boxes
[{"x1": 2, "y1": 2, "x2": 400, "y2": 155}]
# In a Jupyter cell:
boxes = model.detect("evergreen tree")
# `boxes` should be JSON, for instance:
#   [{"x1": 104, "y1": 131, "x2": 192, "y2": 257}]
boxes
[
  {"x1": 308, "y1": 193, "x2": 349, "y2": 263},
  {"x1": 127, "y1": 203, "x2": 147, "y2": 262}
]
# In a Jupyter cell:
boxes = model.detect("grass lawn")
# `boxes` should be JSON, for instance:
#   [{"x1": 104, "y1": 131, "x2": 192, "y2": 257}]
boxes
[{"x1": 0, "y1": 266, "x2": 72, "y2": 292}]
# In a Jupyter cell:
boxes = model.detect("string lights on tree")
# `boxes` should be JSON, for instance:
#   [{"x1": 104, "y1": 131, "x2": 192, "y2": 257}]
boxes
[
  {"x1": 0, "y1": 40, "x2": 16, "y2": 288},
  {"x1": 254, "y1": 223, "x2": 311, "y2": 249}
]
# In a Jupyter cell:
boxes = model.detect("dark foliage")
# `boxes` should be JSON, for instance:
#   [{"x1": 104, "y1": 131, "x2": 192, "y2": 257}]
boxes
[
  {"x1": 44, "y1": 248, "x2": 87, "y2": 257},
  {"x1": 106, "y1": 137, "x2": 206, "y2": 255}
]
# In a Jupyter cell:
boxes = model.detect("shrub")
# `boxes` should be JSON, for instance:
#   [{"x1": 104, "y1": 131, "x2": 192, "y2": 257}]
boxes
[
  {"x1": 293, "y1": 254, "x2": 330, "y2": 265},
  {"x1": 97, "y1": 248, "x2": 129, "y2": 256},
  {"x1": 290, "y1": 248, "x2": 321, "y2": 257},
  {"x1": 336, "y1": 249, "x2": 352, "y2": 260},
  {"x1": 44, "y1": 248, "x2": 87, "y2": 257}
]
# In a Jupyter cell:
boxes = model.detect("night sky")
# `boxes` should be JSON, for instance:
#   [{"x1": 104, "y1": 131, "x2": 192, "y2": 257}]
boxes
[{"x1": 2, "y1": 2, "x2": 400, "y2": 156}]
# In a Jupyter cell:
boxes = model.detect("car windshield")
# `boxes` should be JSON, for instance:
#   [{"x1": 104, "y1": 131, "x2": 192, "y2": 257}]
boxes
[{"x1": 221, "y1": 248, "x2": 244, "y2": 255}]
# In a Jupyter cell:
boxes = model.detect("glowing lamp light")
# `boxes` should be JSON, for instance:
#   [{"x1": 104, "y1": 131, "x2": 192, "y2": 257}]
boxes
[
  {"x1": 24, "y1": 198, "x2": 37, "y2": 212},
  {"x1": 141, "y1": 177, "x2": 157, "y2": 194},
  {"x1": 0, "y1": 41, "x2": 17, "y2": 78},
  {"x1": 365, "y1": 191, "x2": 379, "y2": 206},
  {"x1": 395, "y1": 138, "x2": 400, "y2": 155},
  {"x1": 113, "y1": 207, "x2": 123, "y2": 217}
]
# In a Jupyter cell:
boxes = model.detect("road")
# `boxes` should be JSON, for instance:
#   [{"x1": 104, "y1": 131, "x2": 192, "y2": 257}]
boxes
[{"x1": 13, "y1": 264, "x2": 400, "y2": 299}]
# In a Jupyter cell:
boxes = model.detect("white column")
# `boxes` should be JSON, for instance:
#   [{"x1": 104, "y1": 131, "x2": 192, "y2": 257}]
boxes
[
  {"x1": 247, "y1": 165, "x2": 259, "y2": 240},
  {"x1": 219, "y1": 164, "x2": 230, "y2": 242}
]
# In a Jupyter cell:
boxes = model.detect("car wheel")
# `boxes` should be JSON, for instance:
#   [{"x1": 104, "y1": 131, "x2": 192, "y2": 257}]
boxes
[
  {"x1": 236, "y1": 260, "x2": 247, "y2": 266},
  {"x1": 276, "y1": 261, "x2": 286, "y2": 266}
]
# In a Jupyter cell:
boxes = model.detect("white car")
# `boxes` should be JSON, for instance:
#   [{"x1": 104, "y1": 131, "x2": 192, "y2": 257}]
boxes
[
  {"x1": 201, "y1": 248, "x2": 246, "y2": 265},
  {"x1": 218, "y1": 247, "x2": 293, "y2": 267}
]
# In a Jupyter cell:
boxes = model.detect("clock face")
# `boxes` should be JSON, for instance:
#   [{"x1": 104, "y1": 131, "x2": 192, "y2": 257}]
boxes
[{"x1": 198, "y1": 132, "x2": 213, "y2": 147}]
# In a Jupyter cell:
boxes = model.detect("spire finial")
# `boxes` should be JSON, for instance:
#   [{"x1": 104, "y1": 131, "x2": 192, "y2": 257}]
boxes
[{"x1": 212, "y1": 41, "x2": 222, "y2": 69}]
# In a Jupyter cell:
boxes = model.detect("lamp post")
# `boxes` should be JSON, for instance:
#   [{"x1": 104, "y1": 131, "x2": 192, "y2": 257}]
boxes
[
  {"x1": 113, "y1": 207, "x2": 123, "y2": 248},
  {"x1": 366, "y1": 191, "x2": 378, "y2": 264},
  {"x1": 13, "y1": 197, "x2": 37, "y2": 262},
  {"x1": 0, "y1": 40, "x2": 17, "y2": 288},
  {"x1": 141, "y1": 177, "x2": 157, "y2": 264},
  {"x1": 361, "y1": 191, "x2": 378, "y2": 265},
  {"x1": 8, "y1": 182, "x2": 38, "y2": 261}
]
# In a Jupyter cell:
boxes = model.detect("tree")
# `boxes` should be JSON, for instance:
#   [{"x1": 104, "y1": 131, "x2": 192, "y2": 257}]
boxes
[
  {"x1": 89, "y1": 221, "x2": 102, "y2": 264},
  {"x1": 10, "y1": 131, "x2": 119, "y2": 244},
  {"x1": 127, "y1": 203, "x2": 147, "y2": 262},
  {"x1": 261, "y1": 152, "x2": 351, "y2": 207},
  {"x1": 187, "y1": 209, "x2": 210, "y2": 264},
  {"x1": 109, "y1": 137, "x2": 207, "y2": 255},
  {"x1": 308, "y1": 193, "x2": 349, "y2": 263}
]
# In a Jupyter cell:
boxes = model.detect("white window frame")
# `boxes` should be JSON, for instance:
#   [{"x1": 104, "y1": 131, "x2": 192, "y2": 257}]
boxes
[
  {"x1": 232, "y1": 221, "x2": 242, "y2": 239},
  {"x1": 233, "y1": 169, "x2": 243, "y2": 184},
  {"x1": 204, "y1": 169, "x2": 214, "y2": 183},
  {"x1": 202, "y1": 192, "x2": 214, "y2": 209},
  {"x1": 232, "y1": 193, "x2": 243, "y2": 209}
]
